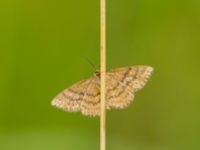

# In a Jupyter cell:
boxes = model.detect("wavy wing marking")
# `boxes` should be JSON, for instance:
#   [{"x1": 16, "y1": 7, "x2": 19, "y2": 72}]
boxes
[
  {"x1": 106, "y1": 66, "x2": 153, "y2": 109},
  {"x1": 51, "y1": 77, "x2": 100, "y2": 117},
  {"x1": 51, "y1": 65, "x2": 153, "y2": 117}
]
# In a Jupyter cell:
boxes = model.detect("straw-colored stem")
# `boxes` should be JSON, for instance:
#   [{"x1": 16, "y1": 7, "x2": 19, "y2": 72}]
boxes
[{"x1": 100, "y1": 0, "x2": 106, "y2": 149}]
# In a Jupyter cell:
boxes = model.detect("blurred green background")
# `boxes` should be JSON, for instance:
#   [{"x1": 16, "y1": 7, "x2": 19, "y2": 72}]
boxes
[{"x1": 0, "y1": 0, "x2": 200, "y2": 149}]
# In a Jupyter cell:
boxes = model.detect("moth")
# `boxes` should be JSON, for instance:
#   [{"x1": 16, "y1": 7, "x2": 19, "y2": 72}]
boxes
[{"x1": 51, "y1": 65, "x2": 153, "y2": 117}]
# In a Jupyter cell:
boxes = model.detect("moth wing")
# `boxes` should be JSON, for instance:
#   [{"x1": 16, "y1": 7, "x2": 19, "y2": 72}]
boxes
[
  {"x1": 51, "y1": 76, "x2": 100, "y2": 117},
  {"x1": 106, "y1": 65, "x2": 153, "y2": 109},
  {"x1": 79, "y1": 77, "x2": 101, "y2": 117}
]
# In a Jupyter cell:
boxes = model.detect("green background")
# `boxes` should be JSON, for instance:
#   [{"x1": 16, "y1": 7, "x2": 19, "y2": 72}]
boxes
[{"x1": 0, "y1": 0, "x2": 200, "y2": 149}]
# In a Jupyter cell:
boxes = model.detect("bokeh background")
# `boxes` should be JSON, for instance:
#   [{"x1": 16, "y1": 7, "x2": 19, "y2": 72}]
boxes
[{"x1": 1, "y1": 0, "x2": 200, "y2": 150}]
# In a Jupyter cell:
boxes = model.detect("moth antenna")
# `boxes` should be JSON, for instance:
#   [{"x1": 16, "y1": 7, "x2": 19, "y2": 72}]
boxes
[{"x1": 84, "y1": 57, "x2": 97, "y2": 72}]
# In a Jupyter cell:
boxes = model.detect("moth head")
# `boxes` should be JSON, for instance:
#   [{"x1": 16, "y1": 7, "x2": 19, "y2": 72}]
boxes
[{"x1": 94, "y1": 70, "x2": 100, "y2": 77}]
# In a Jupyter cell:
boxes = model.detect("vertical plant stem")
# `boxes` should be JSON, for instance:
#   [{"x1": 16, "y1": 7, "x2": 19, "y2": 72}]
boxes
[{"x1": 100, "y1": 0, "x2": 106, "y2": 149}]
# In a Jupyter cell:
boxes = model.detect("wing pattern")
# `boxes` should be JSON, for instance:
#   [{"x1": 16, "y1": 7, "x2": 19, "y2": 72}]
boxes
[
  {"x1": 106, "y1": 66, "x2": 153, "y2": 109},
  {"x1": 51, "y1": 65, "x2": 153, "y2": 117},
  {"x1": 51, "y1": 77, "x2": 101, "y2": 117}
]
